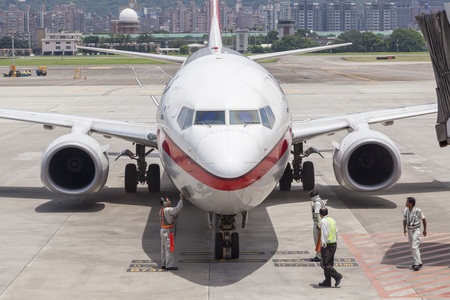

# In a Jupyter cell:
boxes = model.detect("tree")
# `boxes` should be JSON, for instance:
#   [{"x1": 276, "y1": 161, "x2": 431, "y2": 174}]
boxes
[
  {"x1": 295, "y1": 29, "x2": 310, "y2": 37},
  {"x1": 271, "y1": 34, "x2": 319, "y2": 52},
  {"x1": 0, "y1": 36, "x2": 28, "y2": 49},
  {"x1": 335, "y1": 30, "x2": 365, "y2": 52},
  {"x1": 169, "y1": 38, "x2": 187, "y2": 48},
  {"x1": 136, "y1": 33, "x2": 153, "y2": 43},
  {"x1": 361, "y1": 31, "x2": 386, "y2": 52},
  {"x1": 385, "y1": 28, "x2": 426, "y2": 52},
  {"x1": 267, "y1": 30, "x2": 278, "y2": 44},
  {"x1": 83, "y1": 35, "x2": 99, "y2": 44},
  {"x1": 179, "y1": 44, "x2": 189, "y2": 54},
  {"x1": 248, "y1": 45, "x2": 267, "y2": 53}
]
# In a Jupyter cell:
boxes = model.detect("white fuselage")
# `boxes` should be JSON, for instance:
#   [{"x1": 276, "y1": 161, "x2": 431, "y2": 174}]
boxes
[{"x1": 157, "y1": 48, "x2": 292, "y2": 215}]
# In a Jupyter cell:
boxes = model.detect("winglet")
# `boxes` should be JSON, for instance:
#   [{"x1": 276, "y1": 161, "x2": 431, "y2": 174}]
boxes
[{"x1": 208, "y1": 0, "x2": 223, "y2": 54}]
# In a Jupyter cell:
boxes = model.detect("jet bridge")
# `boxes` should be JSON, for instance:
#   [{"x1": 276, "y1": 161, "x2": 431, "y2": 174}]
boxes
[{"x1": 416, "y1": 6, "x2": 450, "y2": 147}]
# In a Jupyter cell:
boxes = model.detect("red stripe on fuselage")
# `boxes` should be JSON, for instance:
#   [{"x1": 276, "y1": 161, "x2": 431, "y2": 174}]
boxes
[{"x1": 159, "y1": 129, "x2": 291, "y2": 191}]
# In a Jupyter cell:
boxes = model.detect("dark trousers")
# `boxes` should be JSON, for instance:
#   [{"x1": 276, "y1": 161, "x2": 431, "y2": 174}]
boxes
[{"x1": 320, "y1": 243, "x2": 341, "y2": 283}]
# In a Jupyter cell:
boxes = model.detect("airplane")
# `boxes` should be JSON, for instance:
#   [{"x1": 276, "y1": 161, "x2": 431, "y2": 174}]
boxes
[{"x1": 0, "y1": 0, "x2": 437, "y2": 260}]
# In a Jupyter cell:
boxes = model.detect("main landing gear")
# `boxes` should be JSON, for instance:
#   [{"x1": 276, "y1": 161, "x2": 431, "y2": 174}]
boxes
[
  {"x1": 279, "y1": 143, "x2": 323, "y2": 191},
  {"x1": 116, "y1": 144, "x2": 160, "y2": 193},
  {"x1": 210, "y1": 212, "x2": 248, "y2": 260}
]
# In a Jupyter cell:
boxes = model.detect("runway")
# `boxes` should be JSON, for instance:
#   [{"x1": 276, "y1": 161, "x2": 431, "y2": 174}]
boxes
[{"x1": 0, "y1": 55, "x2": 449, "y2": 299}]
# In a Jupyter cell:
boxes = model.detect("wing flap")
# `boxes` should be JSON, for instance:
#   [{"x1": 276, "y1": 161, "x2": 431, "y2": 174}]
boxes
[
  {"x1": 76, "y1": 46, "x2": 186, "y2": 64},
  {"x1": 250, "y1": 43, "x2": 352, "y2": 62},
  {"x1": 0, "y1": 109, "x2": 158, "y2": 148},
  {"x1": 292, "y1": 103, "x2": 437, "y2": 144}
]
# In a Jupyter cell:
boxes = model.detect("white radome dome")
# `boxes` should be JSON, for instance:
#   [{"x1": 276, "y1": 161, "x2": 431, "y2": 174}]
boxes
[{"x1": 119, "y1": 8, "x2": 138, "y2": 22}]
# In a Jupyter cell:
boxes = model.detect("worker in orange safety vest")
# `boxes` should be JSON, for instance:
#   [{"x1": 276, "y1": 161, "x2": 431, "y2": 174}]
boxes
[{"x1": 159, "y1": 192, "x2": 184, "y2": 270}]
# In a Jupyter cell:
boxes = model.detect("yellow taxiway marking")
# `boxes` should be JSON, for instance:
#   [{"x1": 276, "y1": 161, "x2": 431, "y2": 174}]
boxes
[
  {"x1": 88, "y1": 67, "x2": 112, "y2": 69},
  {"x1": 64, "y1": 89, "x2": 107, "y2": 91},
  {"x1": 139, "y1": 91, "x2": 163, "y2": 94},
  {"x1": 321, "y1": 67, "x2": 358, "y2": 70},
  {"x1": 180, "y1": 259, "x2": 267, "y2": 263},
  {"x1": 321, "y1": 67, "x2": 382, "y2": 83},
  {"x1": 335, "y1": 71, "x2": 382, "y2": 83}
]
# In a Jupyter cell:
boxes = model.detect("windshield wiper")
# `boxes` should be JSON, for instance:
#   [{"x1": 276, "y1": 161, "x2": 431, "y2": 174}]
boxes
[{"x1": 197, "y1": 121, "x2": 212, "y2": 127}]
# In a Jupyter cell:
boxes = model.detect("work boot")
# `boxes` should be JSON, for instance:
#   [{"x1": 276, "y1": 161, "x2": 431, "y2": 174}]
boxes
[
  {"x1": 318, "y1": 281, "x2": 331, "y2": 287},
  {"x1": 335, "y1": 275, "x2": 343, "y2": 287}
]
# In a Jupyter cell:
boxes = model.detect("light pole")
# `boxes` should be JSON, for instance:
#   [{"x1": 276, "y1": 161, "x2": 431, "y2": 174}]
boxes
[{"x1": 10, "y1": 30, "x2": 15, "y2": 67}]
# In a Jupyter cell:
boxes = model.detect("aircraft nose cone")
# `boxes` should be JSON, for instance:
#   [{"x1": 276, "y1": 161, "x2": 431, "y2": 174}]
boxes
[{"x1": 196, "y1": 131, "x2": 260, "y2": 178}]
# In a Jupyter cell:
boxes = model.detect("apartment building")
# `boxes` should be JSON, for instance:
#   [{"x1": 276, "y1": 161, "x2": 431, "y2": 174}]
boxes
[
  {"x1": 41, "y1": 30, "x2": 82, "y2": 55},
  {"x1": 364, "y1": 2, "x2": 397, "y2": 31}
]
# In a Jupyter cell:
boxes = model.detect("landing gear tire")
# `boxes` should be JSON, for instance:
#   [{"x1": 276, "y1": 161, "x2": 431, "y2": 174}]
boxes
[
  {"x1": 279, "y1": 163, "x2": 292, "y2": 191},
  {"x1": 147, "y1": 164, "x2": 160, "y2": 192},
  {"x1": 302, "y1": 161, "x2": 315, "y2": 191},
  {"x1": 215, "y1": 232, "x2": 224, "y2": 260},
  {"x1": 125, "y1": 163, "x2": 138, "y2": 193},
  {"x1": 231, "y1": 232, "x2": 239, "y2": 259}
]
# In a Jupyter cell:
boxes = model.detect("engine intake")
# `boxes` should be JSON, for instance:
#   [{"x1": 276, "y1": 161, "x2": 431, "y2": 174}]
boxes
[
  {"x1": 333, "y1": 129, "x2": 401, "y2": 192},
  {"x1": 41, "y1": 133, "x2": 109, "y2": 196}
]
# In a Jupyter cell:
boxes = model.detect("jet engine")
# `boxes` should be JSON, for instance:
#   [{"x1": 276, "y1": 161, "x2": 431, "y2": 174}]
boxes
[
  {"x1": 332, "y1": 129, "x2": 401, "y2": 192},
  {"x1": 41, "y1": 133, "x2": 109, "y2": 196}
]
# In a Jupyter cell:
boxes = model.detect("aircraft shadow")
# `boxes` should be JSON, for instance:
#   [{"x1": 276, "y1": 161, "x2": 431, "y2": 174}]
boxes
[
  {"x1": 5, "y1": 176, "x2": 447, "y2": 286},
  {"x1": 141, "y1": 188, "x2": 281, "y2": 286},
  {"x1": 381, "y1": 242, "x2": 450, "y2": 268},
  {"x1": 318, "y1": 179, "x2": 450, "y2": 210}
]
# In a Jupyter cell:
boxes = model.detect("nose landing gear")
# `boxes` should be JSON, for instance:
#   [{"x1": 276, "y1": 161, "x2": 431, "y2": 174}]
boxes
[{"x1": 213, "y1": 214, "x2": 240, "y2": 260}]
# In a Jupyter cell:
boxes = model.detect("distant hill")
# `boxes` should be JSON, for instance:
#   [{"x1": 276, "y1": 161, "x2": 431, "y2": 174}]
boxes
[{"x1": 1, "y1": 0, "x2": 269, "y2": 17}]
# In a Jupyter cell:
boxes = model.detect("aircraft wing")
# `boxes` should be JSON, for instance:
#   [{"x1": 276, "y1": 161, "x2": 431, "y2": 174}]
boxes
[
  {"x1": 249, "y1": 42, "x2": 352, "y2": 62},
  {"x1": 292, "y1": 103, "x2": 437, "y2": 144},
  {"x1": 76, "y1": 46, "x2": 186, "y2": 64},
  {"x1": 0, "y1": 109, "x2": 158, "y2": 148}
]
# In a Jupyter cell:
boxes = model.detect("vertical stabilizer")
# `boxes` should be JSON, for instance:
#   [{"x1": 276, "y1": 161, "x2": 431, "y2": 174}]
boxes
[{"x1": 208, "y1": 0, "x2": 223, "y2": 53}]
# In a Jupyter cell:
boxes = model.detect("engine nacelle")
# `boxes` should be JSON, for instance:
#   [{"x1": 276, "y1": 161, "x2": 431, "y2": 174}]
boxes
[
  {"x1": 41, "y1": 133, "x2": 109, "y2": 196},
  {"x1": 332, "y1": 129, "x2": 401, "y2": 192}
]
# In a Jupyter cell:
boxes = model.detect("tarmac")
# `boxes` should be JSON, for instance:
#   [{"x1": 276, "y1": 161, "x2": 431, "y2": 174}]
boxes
[{"x1": 0, "y1": 55, "x2": 449, "y2": 299}]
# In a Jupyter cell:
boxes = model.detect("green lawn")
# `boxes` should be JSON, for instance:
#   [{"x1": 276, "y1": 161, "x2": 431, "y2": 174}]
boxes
[
  {"x1": 341, "y1": 55, "x2": 430, "y2": 62},
  {"x1": 0, "y1": 52, "x2": 431, "y2": 66},
  {"x1": 0, "y1": 56, "x2": 170, "y2": 66}
]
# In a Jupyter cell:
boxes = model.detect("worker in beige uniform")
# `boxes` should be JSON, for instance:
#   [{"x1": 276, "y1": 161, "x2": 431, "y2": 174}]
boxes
[
  {"x1": 309, "y1": 190, "x2": 326, "y2": 262},
  {"x1": 403, "y1": 197, "x2": 427, "y2": 271},
  {"x1": 160, "y1": 193, "x2": 184, "y2": 270}
]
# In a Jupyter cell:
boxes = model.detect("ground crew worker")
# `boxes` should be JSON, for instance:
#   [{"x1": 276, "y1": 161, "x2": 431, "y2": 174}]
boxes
[
  {"x1": 319, "y1": 207, "x2": 343, "y2": 287},
  {"x1": 160, "y1": 193, "x2": 184, "y2": 270},
  {"x1": 309, "y1": 190, "x2": 326, "y2": 262},
  {"x1": 403, "y1": 197, "x2": 427, "y2": 271}
]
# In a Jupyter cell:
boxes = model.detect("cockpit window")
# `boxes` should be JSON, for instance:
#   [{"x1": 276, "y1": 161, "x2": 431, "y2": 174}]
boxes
[
  {"x1": 259, "y1": 106, "x2": 276, "y2": 129},
  {"x1": 230, "y1": 110, "x2": 260, "y2": 125},
  {"x1": 177, "y1": 106, "x2": 194, "y2": 130},
  {"x1": 194, "y1": 111, "x2": 225, "y2": 125}
]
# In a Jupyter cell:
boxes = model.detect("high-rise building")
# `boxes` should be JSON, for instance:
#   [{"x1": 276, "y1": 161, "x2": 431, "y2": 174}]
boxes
[
  {"x1": 1, "y1": 5, "x2": 25, "y2": 34},
  {"x1": 294, "y1": 1, "x2": 321, "y2": 31},
  {"x1": 396, "y1": 0, "x2": 412, "y2": 28},
  {"x1": 364, "y1": 2, "x2": 397, "y2": 31}
]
